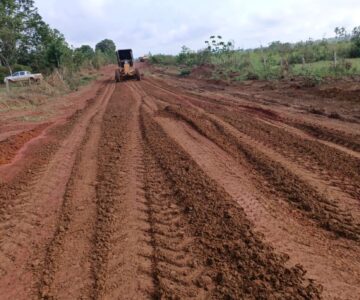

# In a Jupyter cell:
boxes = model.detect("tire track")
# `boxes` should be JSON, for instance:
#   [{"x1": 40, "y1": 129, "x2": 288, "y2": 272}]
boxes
[
  {"x1": 129, "y1": 83, "x2": 210, "y2": 298},
  {"x1": 92, "y1": 83, "x2": 153, "y2": 299},
  {"x1": 138, "y1": 78, "x2": 360, "y2": 298},
  {"x1": 139, "y1": 101, "x2": 321, "y2": 299},
  {"x1": 144, "y1": 78, "x2": 360, "y2": 195},
  {"x1": 154, "y1": 113, "x2": 360, "y2": 299},
  {"x1": 143, "y1": 79, "x2": 360, "y2": 210},
  {"x1": 292, "y1": 121, "x2": 360, "y2": 152},
  {"x1": 143, "y1": 138, "x2": 209, "y2": 299},
  {"x1": 145, "y1": 77, "x2": 360, "y2": 156},
  {"x1": 167, "y1": 105, "x2": 360, "y2": 239},
  {"x1": 140, "y1": 80, "x2": 360, "y2": 240},
  {"x1": 211, "y1": 109, "x2": 360, "y2": 200},
  {"x1": 38, "y1": 82, "x2": 115, "y2": 299},
  {"x1": 0, "y1": 78, "x2": 113, "y2": 299}
]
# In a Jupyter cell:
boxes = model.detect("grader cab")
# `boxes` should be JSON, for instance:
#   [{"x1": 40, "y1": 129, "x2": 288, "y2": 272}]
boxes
[{"x1": 115, "y1": 49, "x2": 141, "y2": 82}]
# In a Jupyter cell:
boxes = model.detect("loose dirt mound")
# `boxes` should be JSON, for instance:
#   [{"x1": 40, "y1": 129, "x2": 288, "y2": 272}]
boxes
[
  {"x1": 0, "y1": 123, "x2": 50, "y2": 165},
  {"x1": 190, "y1": 64, "x2": 215, "y2": 79},
  {"x1": 316, "y1": 87, "x2": 360, "y2": 102}
]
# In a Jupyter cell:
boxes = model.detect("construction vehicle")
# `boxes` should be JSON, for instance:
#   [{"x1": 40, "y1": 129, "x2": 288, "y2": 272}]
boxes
[
  {"x1": 139, "y1": 55, "x2": 149, "y2": 62},
  {"x1": 115, "y1": 49, "x2": 141, "y2": 82}
]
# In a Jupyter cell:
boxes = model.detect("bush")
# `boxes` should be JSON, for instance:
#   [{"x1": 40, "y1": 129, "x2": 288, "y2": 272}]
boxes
[
  {"x1": 149, "y1": 54, "x2": 177, "y2": 65},
  {"x1": 349, "y1": 44, "x2": 360, "y2": 58},
  {"x1": 179, "y1": 69, "x2": 191, "y2": 77},
  {"x1": 13, "y1": 64, "x2": 32, "y2": 72},
  {"x1": 0, "y1": 66, "x2": 9, "y2": 82},
  {"x1": 288, "y1": 53, "x2": 303, "y2": 64},
  {"x1": 246, "y1": 71, "x2": 259, "y2": 80},
  {"x1": 328, "y1": 59, "x2": 356, "y2": 76}
]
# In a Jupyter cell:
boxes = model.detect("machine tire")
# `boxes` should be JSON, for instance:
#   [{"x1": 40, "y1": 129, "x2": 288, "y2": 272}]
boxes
[
  {"x1": 135, "y1": 68, "x2": 141, "y2": 81},
  {"x1": 115, "y1": 69, "x2": 121, "y2": 82}
]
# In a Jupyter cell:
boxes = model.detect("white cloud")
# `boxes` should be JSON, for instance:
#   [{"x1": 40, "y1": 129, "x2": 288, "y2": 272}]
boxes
[
  {"x1": 34, "y1": 0, "x2": 360, "y2": 55},
  {"x1": 78, "y1": 0, "x2": 108, "y2": 18}
]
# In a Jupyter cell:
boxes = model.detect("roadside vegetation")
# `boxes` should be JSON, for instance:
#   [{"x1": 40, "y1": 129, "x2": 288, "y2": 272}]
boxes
[
  {"x1": 0, "y1": 0, "x2": 116, "y2": 95},
  {"x1": 149, "y1": 27, "x2": 360, "y2": 82}
]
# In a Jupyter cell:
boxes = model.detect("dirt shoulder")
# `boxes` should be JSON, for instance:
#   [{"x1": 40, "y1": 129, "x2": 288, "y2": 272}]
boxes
[{"x1": 0, "y1": 66, "x2": 113, "y2": 180}]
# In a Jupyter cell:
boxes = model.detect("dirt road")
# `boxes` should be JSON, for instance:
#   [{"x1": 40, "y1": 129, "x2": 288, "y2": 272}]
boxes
[{"x1": 0, "y1": 69, "x2": 359, "y2": 299}]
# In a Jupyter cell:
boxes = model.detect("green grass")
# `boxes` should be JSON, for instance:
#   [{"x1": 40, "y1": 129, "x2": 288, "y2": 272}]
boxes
[
  {"x1": 0, "y1": 86, "x2": 6, "y2": 96},
  {"x1": 15, "y1": 115, "x2": 48, "y2": 122},
  {"x1": 292, "y1": 58, "x2": 360, "y2": 76},
  {"x1": 209, "y1": 52, "x2": 360, "y2": 80},
  {"x1": 79, "y1": 74, "x2": 98, "y2": 86},
  {"x1": 0, "y1": 99, "x2": 38, "y2": 113},
  {"x1": 0, "y1": 84, "x2": 23, "y2": 100},
  {"x1": 150, "y1": 48, "x2": 360, "y2": 82}
]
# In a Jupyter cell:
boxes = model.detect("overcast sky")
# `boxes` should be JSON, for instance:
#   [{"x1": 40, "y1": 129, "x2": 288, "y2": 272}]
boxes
[{"x1": 34, "y1": 0, "x2": 360, "y2": 56}]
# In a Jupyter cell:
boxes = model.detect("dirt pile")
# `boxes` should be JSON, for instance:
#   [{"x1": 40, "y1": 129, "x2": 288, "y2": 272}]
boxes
[{"x1": 0, "y1": 123, "x2": 50, "y2": 165}]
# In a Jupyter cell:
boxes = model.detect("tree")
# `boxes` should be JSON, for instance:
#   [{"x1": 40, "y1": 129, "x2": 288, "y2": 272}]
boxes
[
  {"x1": 73, "y1": 45, "x2": 95, "y2": 68},
  {"x1": 177, "y1": 45, "x2": 192, "y2": 64},
  {"x1": 0, "y1": 0, "x2": 118, "y2": 90},
  {"x1": 205, "y1": 36, "x2": 233, "y2": 54},
  {"x1": 95, "y1": 39, "x2": 116, "y2": 54},
  {"x1": 76, "y1": 45, "x2": 94, "y2": 58},
  {"x1": 334, "y1": 27, "x2": 348, "y2": 39},
  {"x1": 0, "y1": 0, "x2": 70, "y2": 73},
  {"x1": 350, "y1": 26, "x2": 360, "y2": 57},
  {"x1": 45, "y1": 29, "x2": 71, "y2": 69},
  {"x1": 0, "y1": 0, "x2": 43, "y2": 73}
]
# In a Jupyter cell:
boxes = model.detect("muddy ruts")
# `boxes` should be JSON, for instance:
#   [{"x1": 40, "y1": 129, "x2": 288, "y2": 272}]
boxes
[
  {"x1": 160, "y1": 105, "x2": 360, "y2": 241},
  {"x1": 140, "y1": 108, "x2": 321, "y2": 299}
]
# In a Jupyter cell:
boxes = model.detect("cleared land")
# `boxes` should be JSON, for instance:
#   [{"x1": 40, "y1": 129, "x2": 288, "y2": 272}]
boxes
[{"x1": 0, "y1": 64, "x2": 359, "y2": 299}]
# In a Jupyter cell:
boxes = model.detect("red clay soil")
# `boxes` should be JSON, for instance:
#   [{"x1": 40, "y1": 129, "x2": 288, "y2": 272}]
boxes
[
  {"x1": 0, "y1": 64, "x2": 360, "y2": 299},
  {"x1": 0, "y1": 123, "x2": 50, "y2": 165}
]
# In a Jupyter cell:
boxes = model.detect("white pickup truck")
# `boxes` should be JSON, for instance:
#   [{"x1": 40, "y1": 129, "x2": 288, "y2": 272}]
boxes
[{"x1": 4, "y1": 71, "x2": 43, "y2": 83}]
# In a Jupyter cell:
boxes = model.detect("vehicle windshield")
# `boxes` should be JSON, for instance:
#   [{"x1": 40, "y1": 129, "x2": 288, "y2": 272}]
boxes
[{"x1": 12, "y1": 72, "x2": 19, "y2": 76}]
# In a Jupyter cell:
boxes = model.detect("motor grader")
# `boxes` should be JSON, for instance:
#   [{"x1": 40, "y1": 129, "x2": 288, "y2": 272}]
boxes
[{"x1": 115, "y1": 49, "x2": 141, "y2": 82}]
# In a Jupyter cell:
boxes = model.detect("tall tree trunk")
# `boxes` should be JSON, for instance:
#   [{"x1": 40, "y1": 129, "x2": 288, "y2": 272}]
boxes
[{"x1": 0, "y1": 53, "x2": 13, "y2": 75}]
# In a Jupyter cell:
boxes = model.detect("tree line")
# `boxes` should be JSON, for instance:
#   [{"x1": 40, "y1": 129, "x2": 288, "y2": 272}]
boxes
[{"x1": 0, "y1": 0, "x2": 117, "y2": 83}]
